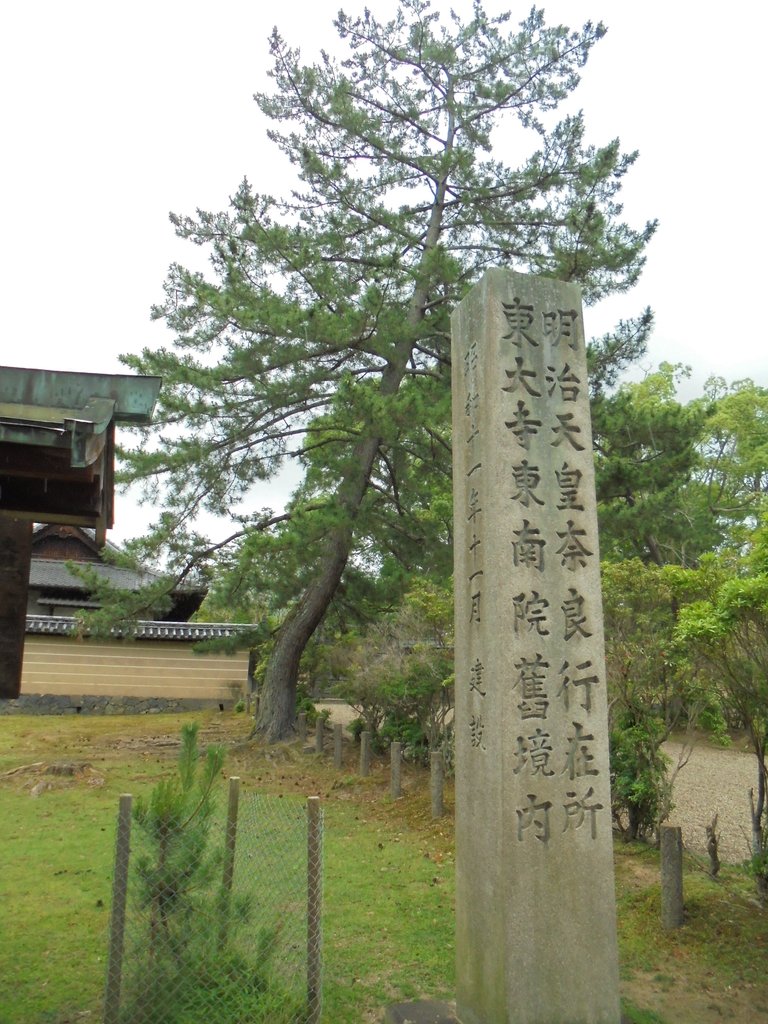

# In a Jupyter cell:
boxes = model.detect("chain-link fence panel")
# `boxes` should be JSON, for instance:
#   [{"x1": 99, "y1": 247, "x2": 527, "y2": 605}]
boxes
[{"x1": 104, "y1": 782, "x2": 323, "y2": 1024}]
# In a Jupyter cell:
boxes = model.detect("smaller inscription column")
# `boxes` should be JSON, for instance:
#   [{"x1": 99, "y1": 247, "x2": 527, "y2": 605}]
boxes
[{"x1": 452, "y1": 269, "x2": 620, "y2": 1024}]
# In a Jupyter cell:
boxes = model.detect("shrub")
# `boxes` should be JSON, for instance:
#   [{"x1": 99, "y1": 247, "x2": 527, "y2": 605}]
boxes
[{"x1": 610, "y1": 716, "x2": 671, "y2": 841}]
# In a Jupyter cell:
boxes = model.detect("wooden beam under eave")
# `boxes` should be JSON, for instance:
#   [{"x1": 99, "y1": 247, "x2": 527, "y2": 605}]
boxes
[{"x1": 0, "y1": 518, "x2": 32, "y2": 699}]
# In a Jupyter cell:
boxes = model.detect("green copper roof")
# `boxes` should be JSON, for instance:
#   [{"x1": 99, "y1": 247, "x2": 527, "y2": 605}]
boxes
[
  {"x1": 0, "y1": 366, "x2": 161, "y2": 423},
  {"x1": 0, "y1": 365, "x2": 161, "y2": 468}
]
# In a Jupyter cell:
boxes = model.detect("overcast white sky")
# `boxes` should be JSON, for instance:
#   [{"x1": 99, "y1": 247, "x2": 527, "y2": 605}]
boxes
[{"x1": 1, "y1": 1, "x2": 765, "y2": 542}]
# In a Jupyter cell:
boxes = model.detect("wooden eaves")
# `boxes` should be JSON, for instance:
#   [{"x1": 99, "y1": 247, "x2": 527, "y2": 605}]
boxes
[{"x1": 0, "y1": 365, "x2": 161, "y2": 699}]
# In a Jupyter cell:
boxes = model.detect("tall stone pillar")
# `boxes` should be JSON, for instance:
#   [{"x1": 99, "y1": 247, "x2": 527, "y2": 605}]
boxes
[{"x1": 452, "y1": 269, "x2": 620, "y2": 1024}]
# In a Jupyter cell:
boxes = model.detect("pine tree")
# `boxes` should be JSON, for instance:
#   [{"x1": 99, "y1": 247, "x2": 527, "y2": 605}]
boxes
[{"x1": 121, "y1": 1, "x2": 655, "y2": 740}]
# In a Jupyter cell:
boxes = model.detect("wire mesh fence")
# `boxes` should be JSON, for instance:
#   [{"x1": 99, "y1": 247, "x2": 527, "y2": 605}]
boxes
[{"x1": 104, "y1": 782, "x2": 323, "y2": 1024}]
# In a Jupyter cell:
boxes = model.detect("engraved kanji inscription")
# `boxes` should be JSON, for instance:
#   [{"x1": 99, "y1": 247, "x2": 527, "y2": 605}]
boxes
[
  {"x1": 469, "y1": 714, "x2": 486, "y2": 749},
  {"x1": 545, "y1": 363, "x2": 581, "y2": 402},
  {"x1": 470, "y1": 589, "x2": 482, "y2": 624},
  {"x1": 510, "y1": 460, "x2": 544, "y2": 508},
  {"x1": 563, "y1": 787, "x2": 603, "y2": 839},
  {"x1": 463, "y1": 341, "x2": 479, "y2": 378},
  {"x1": 469, "y1": 658, "x2": 486, "y2": 697},
  {"x1": 542, "y1": 308, "x2": 579, "y2": 350},
  {"x1": 551, "y1": 412, "x2": 585, "y2": 451},
  {"x1": 517, "y1": 794, "x2": 552, "y2": 843},
  {"x1": 514, "y1": 653, "x2": 550, "y2": 720},
  {"x1": 562, "y1": 587, "x2": 593, "y2": 641},
  {"x1": 502, "y1": 357, "x2": 541, "y2": 397},
  {"x1": 513, "y1": 590, "x2": 550, "y2": 636},
  {"x1": 556, "y1": 520, "x2": 593, "y2": 570},
  {"x1": 563, "y1": 722, "x2": 598, "y2": 780},
  {"x1": 502, "y1": 298, "x2": 537, "y2": 347},
  {"x1": 512, "y1": 520, "x2": 545, "y2": 572},
  {"x1": 505, "y1": 401, "x2": 542, "y2": 450},
  {"x1": 512, "y1": 728, "x2": 555, "y2": 777},
  {"x1": 557, "y1": 660, "x2": 599, "y2": 713},
  {"x1": 467, "y1": 488, "x2": 482, "y2": 523},
  {"x1": 556, "y1": 462, "x2": 584, "y2": 511}
]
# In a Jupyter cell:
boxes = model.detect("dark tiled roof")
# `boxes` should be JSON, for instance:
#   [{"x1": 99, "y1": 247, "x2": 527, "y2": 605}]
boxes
[
  {"x1": 29, "y1": 558, "x2": 158, "y2": 592},
  {"x1": 25, "y1": 615, "x2": 251, "y2": 641}
]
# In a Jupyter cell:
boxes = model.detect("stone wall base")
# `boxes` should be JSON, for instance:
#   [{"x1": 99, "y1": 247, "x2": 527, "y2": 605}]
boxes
[{"x1": 0, "y1": 693, "x2": 235, "y2": 715}]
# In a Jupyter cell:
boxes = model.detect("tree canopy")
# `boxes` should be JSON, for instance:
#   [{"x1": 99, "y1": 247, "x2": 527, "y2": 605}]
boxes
[{"x1": 119, "y1": 0, "x2": 655, "y2": 739}]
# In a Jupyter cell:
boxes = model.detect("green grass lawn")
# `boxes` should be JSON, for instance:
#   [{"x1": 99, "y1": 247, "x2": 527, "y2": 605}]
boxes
[{"x1": 1, "y1": 712, "x2": 766, "y2": 1024}]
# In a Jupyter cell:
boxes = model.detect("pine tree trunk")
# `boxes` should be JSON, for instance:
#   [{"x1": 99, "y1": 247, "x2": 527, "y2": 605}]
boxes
[
  {"x1": 252, "y1": 161, "x2": 452, "y2": 741},
  {"x1": 252, "y1": 449, "x2": 372, "y2": 742}
]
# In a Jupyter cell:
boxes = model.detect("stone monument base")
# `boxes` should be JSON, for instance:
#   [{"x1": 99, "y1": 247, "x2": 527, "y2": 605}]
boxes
[
  {"x1": 384, "y1": 999, "x2": 632, "y2": 1023},
  {"x1": 384, "y1": 1000, "x2": 459, "y2": 1024}
]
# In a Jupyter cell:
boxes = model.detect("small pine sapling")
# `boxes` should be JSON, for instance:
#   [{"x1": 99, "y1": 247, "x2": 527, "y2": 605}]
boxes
[{"x1": 132, "y1": 722, "x2": 225, "y2": 962}]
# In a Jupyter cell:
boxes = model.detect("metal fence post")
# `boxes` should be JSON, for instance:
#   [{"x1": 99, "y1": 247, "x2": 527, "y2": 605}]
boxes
[
  {"x1": 104, "y1": 794, "x2": 133, "y2": 1024},
  {"x1": 307, "y1": 796, "x2": 323, "y2": 1024}
]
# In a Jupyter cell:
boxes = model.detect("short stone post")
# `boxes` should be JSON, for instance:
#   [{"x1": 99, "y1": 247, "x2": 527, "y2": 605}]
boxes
[
  {"x1": 298, "y1": 712, "x2": 307, "y2": 745},
  {"x1": 390, "y1": 742, "x2": 402, "y2": 799},
  {"x1": 430, "y1": 750, "x2": 445, "y2": 818},
  {"x1": 360, "y1": 730, "x2": 371, "y2": 777},
  {"x1": 660, "y1": 824, "x2": 684, "y2": 929},
  {"x1": 315, "y1": 716, "x2": 324, "y2": 754},
  {"x1": 333, "y1": 722, "x2": 343, "y2": 769}
]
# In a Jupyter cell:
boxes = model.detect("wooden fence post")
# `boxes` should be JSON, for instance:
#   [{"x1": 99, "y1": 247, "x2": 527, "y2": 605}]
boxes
[
  {"x1": 333, "y1": 723, "x2": 343, "y2": 769},
  {"x1": 431, "y1": 751, "x2": 445, "y2": 818},
  {"x1": 360, "y1": 731, "x2": 371, "y2": 777},
  {"x1": 218, "y1": 776, "x2": 241, "y2": 949},
  {"x1": 390, "y1": 742, "x2": 402, "y2": 799},
  {"x1": 307, "y1": 796, "x2": 323, "y2": 1024},
  {"x1": 315, "y1": 716, "x2": 324, "y2": 754},
  {"x1": 660, "y1": 824, "x2": 684, "y2": 929},
  {"x1": 104, "y1": 794, "x2": 133, "y2": 1024}
]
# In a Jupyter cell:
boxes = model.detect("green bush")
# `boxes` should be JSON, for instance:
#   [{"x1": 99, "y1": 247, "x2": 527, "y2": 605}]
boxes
[
  {"x1": 610, "y1": 716, "x2": 671, "y2": 841},
  {"x1": 295, "y1": 683, "x2": 330, "y2": 728}
]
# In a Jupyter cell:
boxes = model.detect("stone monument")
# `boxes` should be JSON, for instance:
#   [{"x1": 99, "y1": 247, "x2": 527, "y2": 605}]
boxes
[{"x1": 451, "y1": 269, "x2": 620, "y2": 1024}]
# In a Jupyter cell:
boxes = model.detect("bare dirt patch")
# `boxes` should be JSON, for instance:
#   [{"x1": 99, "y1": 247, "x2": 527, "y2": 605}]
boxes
[{"x1": 0, "y1": 759, "x2": 105, "y2": 794}]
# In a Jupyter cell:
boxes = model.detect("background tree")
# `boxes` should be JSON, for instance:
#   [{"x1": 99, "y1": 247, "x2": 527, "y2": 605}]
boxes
[
  {"x1": 601, "y1": 559, "x2": 719, "y2": 840},
  {"x1": 593, "y1": 363, "x2": 709, "y2": 566},
  {"x1": 120, "y1": 0, "x2": 655, "y2": 740},
  {"x1": 332, "y1": 579, "x2": 454, "y2": 758},
  {"x1": 692, "y1": 377, "x2": 768, "y2": 551},
  {"x1": 675, "y1": 525, "x2": 768, "y2": 898}
]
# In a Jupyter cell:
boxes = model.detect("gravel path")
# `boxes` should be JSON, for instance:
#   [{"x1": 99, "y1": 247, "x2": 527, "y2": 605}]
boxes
[{"x1": 664, "y1": 737, "x2": 761, "y2": 864}]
